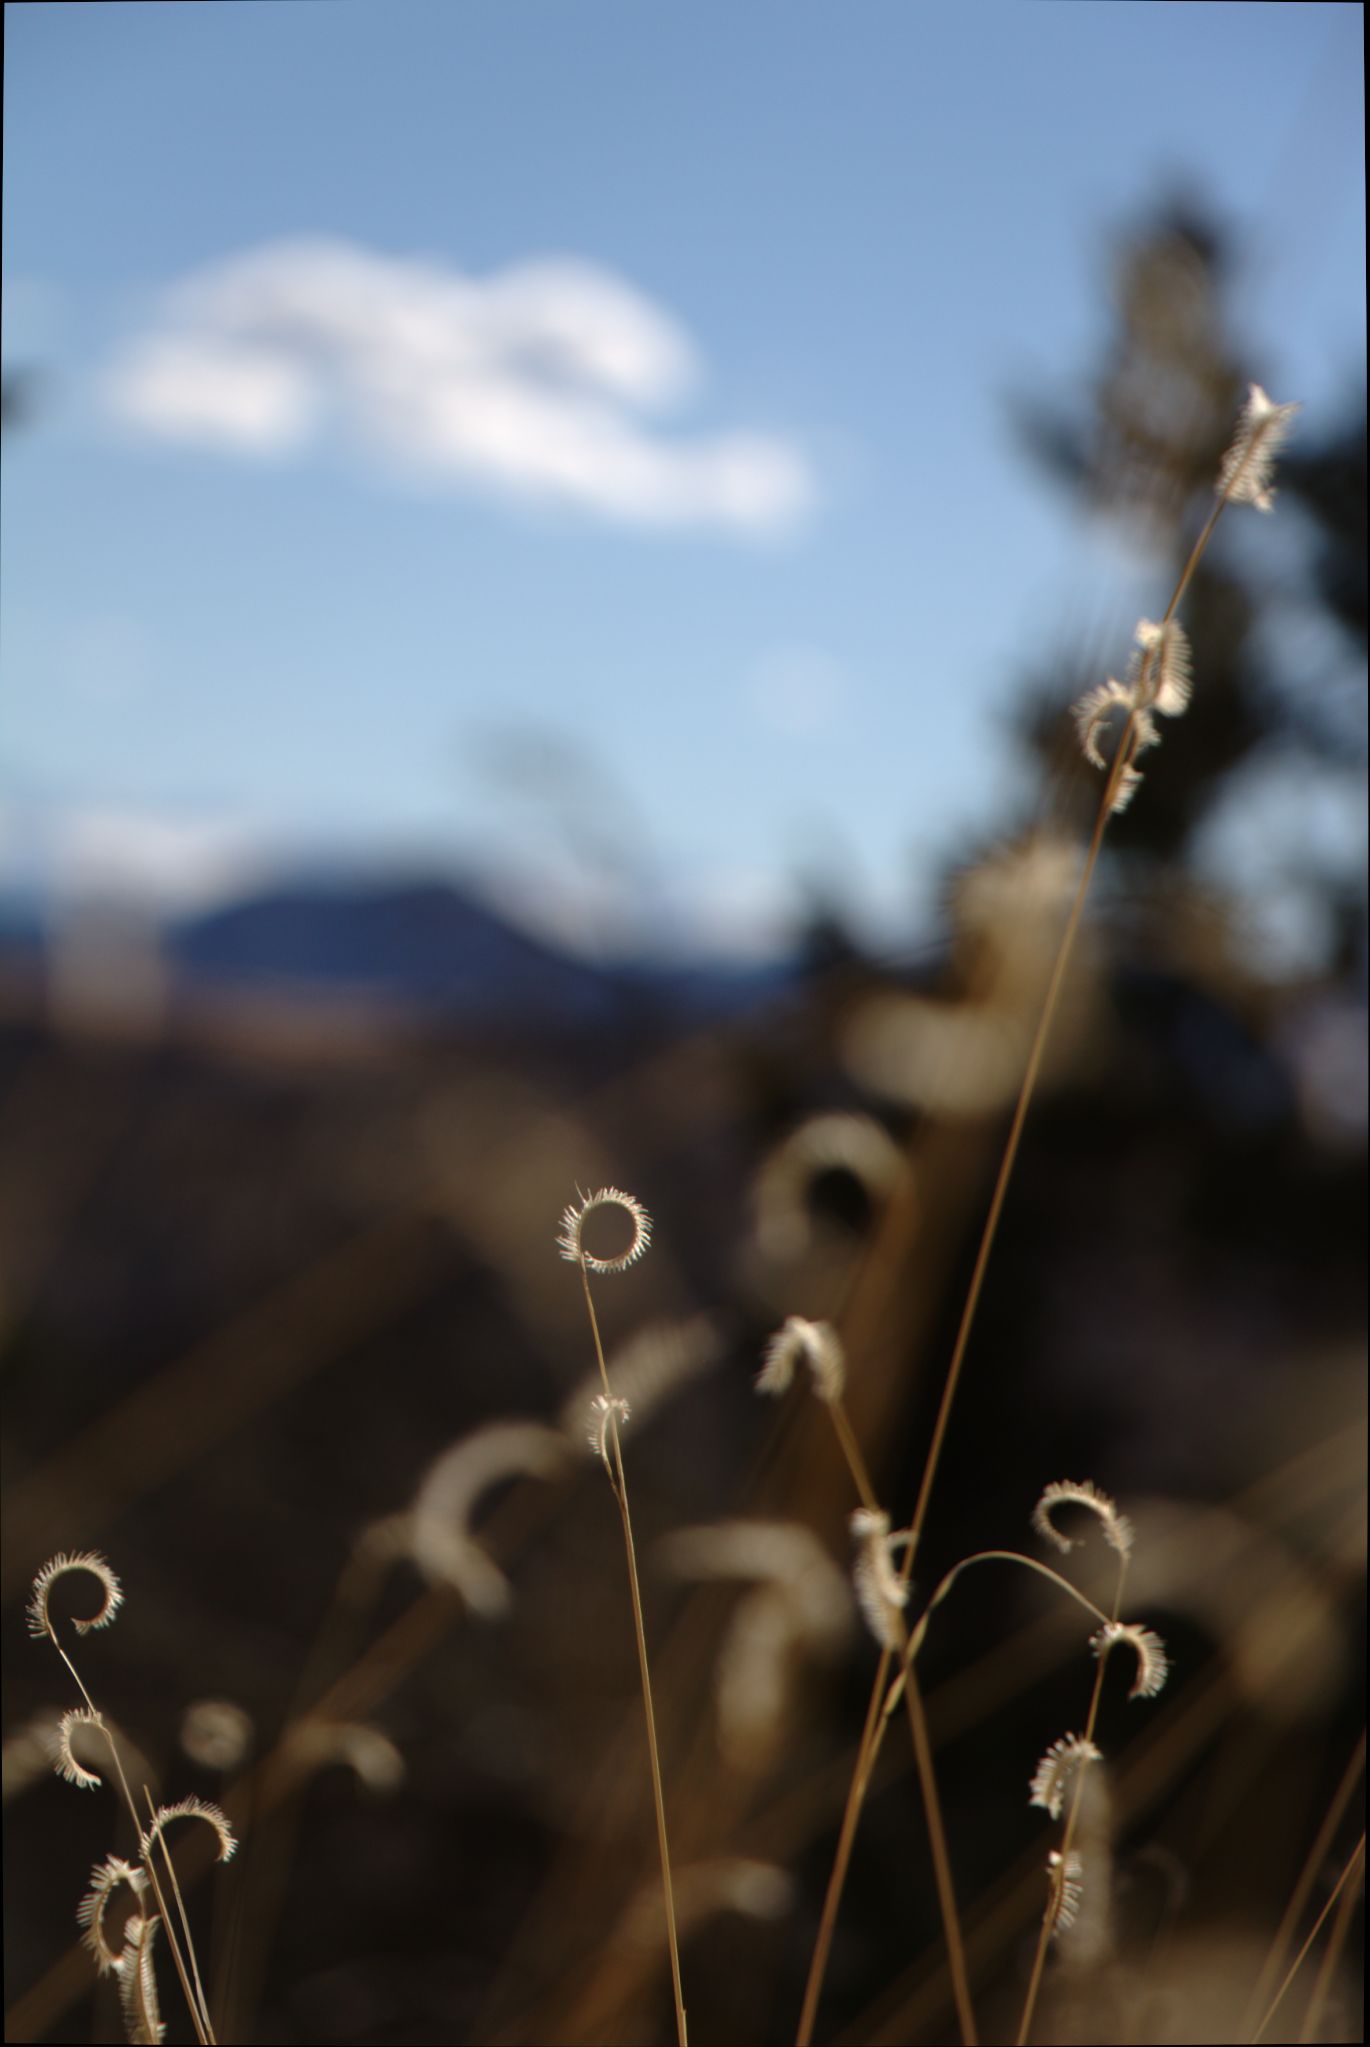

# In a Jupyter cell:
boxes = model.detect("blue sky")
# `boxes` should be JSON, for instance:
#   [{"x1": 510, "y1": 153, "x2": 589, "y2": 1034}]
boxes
[{"x1": 3, "y1": 1, "x2": 1364, "y2": 960}]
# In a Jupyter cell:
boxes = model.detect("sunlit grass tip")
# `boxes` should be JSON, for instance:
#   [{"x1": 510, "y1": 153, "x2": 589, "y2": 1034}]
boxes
[
  {"x1": 28, "y1": 1551, "x2": 124, "y2": 1641},
  {"x1": 1044, "y1": 1848, "x2": 1085, "y2": 1936},
  {"x1": 1092, "y1": 1619, "x2": 1170, "y2": 1699},
  {"x1": 755, "y1": 1316, "x2": 845, "y2": 1403},
  {"x1": 1029, "y1": 1733, "x2": 1103, "y2": 1820},
  {"x1": 52, "y1": 1707, "x2": 106, "y2": 1791},
  {"x1": 556, "y1": 1186, "x2": 652, "y2": 1271},
  {"x1": 77, "y1": 1855, "x2": 151, "y2": 1975},
  {"x1": 1031, "y1": 1479, "x2": 1134, "y2": 1560},
  {"x1": 848, "y1": 1508, "x2": 911, "y2": 1650},
  {"x1": 1217, "y1": 382, "x2": 1301, "y2": 512}
]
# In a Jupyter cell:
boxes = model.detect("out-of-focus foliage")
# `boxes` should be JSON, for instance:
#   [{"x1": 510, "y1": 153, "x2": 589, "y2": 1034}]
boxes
[{"x1": 1012, "y1": 194, "x2": 1368, "y2": 875}]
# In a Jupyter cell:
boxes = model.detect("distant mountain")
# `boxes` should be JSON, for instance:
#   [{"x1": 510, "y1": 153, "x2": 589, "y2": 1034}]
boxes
[
  {"x1": 0, "y1": 869, "x2": 800, "y2": 1029},
  {"x1": 0, "y1": 896, "x2": 45, "y2": 962},
  {"x1": 163, "y1": 875, "x2": 614, "y2": 1021},
  {"x1": 164, "y1": 874, "x2": 794, "y2": 1023}
]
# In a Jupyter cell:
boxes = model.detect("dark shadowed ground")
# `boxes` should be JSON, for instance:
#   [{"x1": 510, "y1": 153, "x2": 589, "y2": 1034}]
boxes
[{"x1": 2, "y1": 870, "x2": 1363, "y2": 2046}]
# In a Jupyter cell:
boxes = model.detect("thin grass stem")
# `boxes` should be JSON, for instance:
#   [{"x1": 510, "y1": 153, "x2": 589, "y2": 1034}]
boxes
[
  {"x1": 827, "y1": 1398, "x2": 880, "y2": 1515},
  {"x1": 47, "y1": 1637, "x2": 212, "y2": 2047},
  {"x1": 1298, "y1": 1833, "x2": 1365, "y2": 2045},
  {"x1": 1014, "y1": 1642, "x2": 1109, "y2": 2044},
  {"x1": 901, "y1": 1665, "x2": 977, "y2": 2045},
  {"x1": 1242, "y1": 1729, "x2": 1366, "y2": 2035},
  {"x1": 1251, "y1": 1833, "x2": 1366, "y2": 2044},
  {"x1": 795, "y1": 1642, "x2": 893, "y2": 2047},
  {"x1": 577, "y1": 1256, "x2": 688, "y2": 2047},
  {"x1": 799, "y1": 473, "x2": 1241, "y2": 2043},
  {"x1": 818, "y1": 1403, "x2": 977, "y2": 2044},
  {"x1": 882, "y1": 1552, "x2": 1109, "y2": 1724},
  {"x1": 143, "y1": 1785, "x2": 216, "y2": 2045}
]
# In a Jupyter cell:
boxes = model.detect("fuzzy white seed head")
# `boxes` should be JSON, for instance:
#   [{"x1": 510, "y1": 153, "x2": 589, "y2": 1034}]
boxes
[
  {"x1": 1032, "y1": 1480, "x2": 1134, "y2": 1560},
  {"x1": 1073, "y1": 679, "x2": 1135, "y2": 772},
  {"x1": 1110, "y1": 761, "x2": 1147, "y2": 813},
  {"x1": 1073, "y1": 613, "x2": 1191, "y2": 814},
  {"x1": 660, "y1": 1520, "x2": 852, "y2": 1766},
  {"x1": 77, "y1": 1856, "x2": 150, "y2": 1975},
  {"x1": 28, "y1": 1552, "x2": 124, "y2": 1642},
  {"x1": 556, "y1": 1187, "x2": 652, "y2": 1272},
  {"x1": 753, "y1": 1112, "x2": 907, "y2": 1262},
  {"x1": 1092, "y1": 1620, "x2": 1170, "y2": 1699},
  {"x1": 52, "y1": 1707, "x2": 106, "y2": 1790},
  {"x1": 849, "y1": 1508, "x2": 911, "y2": 1650},
  {"x1": 139, "y1": 1795, "x2": 237, "y2": 1866},
  {"x1": 1072, "y1": 682, "x2": 1162, "y2": 812},
  {"x1": 1134, "y1": 617, "x2": 1193, "y2": 719},
  {"x1": 1217, "y1": 383, "x2": 1300, "y2": 512},
  {"x1": 115, "y1": 1910, "x2": 165, "y2": 2046},
  {"x1": 406, "y1": 1420, "x2": 567, "y2": 1616},
  {"x1": 756, "y1": 1316, "x2": 845, "y2": 1403},
  {"x1": 588, "y1": 1393, "x2": 631, "y2": 1468},
  {"x1": 1045, "y1": 1849, "x2": 1085, "y2": 1936},
  {"x1": 1029, "y1": 1733, "x2": 1103, "y2": 1819}
]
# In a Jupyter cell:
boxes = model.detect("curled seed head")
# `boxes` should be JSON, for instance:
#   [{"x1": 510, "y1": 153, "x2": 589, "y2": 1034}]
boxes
[
  {"x1": 849, "y1": 1508, "x2": 911, "y2": 1650},
  {"x1": 28, "y1": 1552, "x2": 124, "y2": 1642},
  {"x1": 139, "y1": 1794, "x2": 237, "y2": 1865},
  {"x1": 116, "y1": 1908, "x2": 165, "y2": 2046},
  {"x1": 755, "y1": 1316, "x2": 845, "y2": 1403},
  {"x1": 52, "y1": 1707, "x2": 106, "y2": 1791},
  {"x1": 753, "y1": 1112, "x2": 906, "y2": 1261},
  {"x1": 406, "y1": 1420, "x2": 568, "y2": 1617},
  {"x1": 661, "y1": 1521, "x2": 851, "y2": 1765},
  {"x1": 1045, "y1": 1849, "x2": 1085, "y2": 1936},
  {"x1": 1032, "y1": 1480, "x2": 1133, "y2": 1560},
  {"x1": 77, "y1": 1856, "x2": 150, "y2": 1975},
  {"x1": 659, "y1": 1521, "x2": 852, "y2": 1647},
  {"x1": 588, "y1": 1393, "x2": 631, "y2": 1469},
  {"x1": 1109, "y1": 760, "x2": 1148, "y2": 813},
  {"x1": 1217, "y1": 383, "x2": 1300, "y2": 512},
  {"x1": 1092, "y1": 1620, "x2": 1170, "y2": 1699},
  {"x1": 1072, "y1": 614, "x2": 1188, "y2": 815},
  {"x1": 1133, "y1": 617, "x2": 1192, "y2": 718},
  {"x1": 1072, "y1": 677, "x2": 1162, "y2": 813},
  {"x1": 1029, "y1": 1733, "x2": 1103, "y2": 1819},
  {"x1": 557, "y1": 1187, "x2": 652, "y2": 1272},
  {"x1": 1073, "y1": 679, "x2": 1136, "y2": 772}
]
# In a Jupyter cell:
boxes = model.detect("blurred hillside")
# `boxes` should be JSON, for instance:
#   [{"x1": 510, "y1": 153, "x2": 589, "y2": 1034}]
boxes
[
  {"x1": 2, "y1": 852, "x2": 1363, "y2": 2042},
  {"x1": 0, "y1": 869, "x2": 797, "y2": 1042}
]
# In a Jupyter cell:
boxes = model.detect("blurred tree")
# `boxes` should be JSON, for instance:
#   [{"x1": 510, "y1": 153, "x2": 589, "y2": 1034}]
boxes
[
  {"x1": 1010, "y1": 193, "x2": 1367, "y2": 885},
  {"x1": 1278, "y1": 394, "x2": 1368, "y2": 756},
  {"x1": 1, "y1": 367, "x2": 43, "y2": 432}
]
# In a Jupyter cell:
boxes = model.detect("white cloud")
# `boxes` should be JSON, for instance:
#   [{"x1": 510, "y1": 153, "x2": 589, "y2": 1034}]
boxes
[
  {"x1": 678, "y1": 868, "x2": 803, "y2": 960},
  {"x1": 111, "y1": 335, "x2": 315, "y2": 453},
  {"x1": 10, "y1": 805, "x2": 275, "y2": 915},
  {"x1": 103, "y1": 238, "x2": 816, "y2": 535}
]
